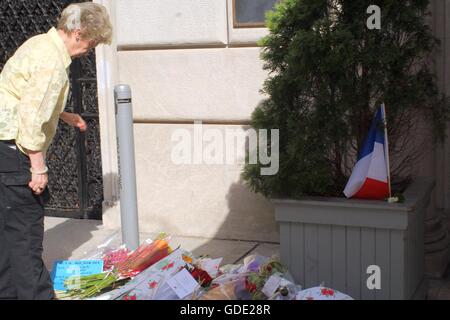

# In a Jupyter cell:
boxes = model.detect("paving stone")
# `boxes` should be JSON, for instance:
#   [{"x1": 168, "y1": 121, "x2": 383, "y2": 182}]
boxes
[
  {"x1": 235, "y1": 243, "x2": 280, "y2": 264},
  {"x1": 43, "y1": 217, "x2": 114, "y2": 270}
]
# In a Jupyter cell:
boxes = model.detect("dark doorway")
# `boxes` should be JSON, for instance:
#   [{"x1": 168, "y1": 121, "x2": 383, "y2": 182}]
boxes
[{"x1": 0, "y1": 0, "x2": 104, "y2": 220}]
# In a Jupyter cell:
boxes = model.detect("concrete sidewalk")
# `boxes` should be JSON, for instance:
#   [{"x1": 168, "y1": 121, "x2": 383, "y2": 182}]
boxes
[{"x1": 43, "y1": 217, "x2": 280, "y2": 271}]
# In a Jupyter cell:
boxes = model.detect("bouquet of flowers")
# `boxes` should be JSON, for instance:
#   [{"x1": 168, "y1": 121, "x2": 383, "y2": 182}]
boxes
[
  {"x1": 114, "y1": 234, "x2": 172, "y2": 277},
  {"x1": 57, "y1": 234, "x2": 172, "y2": 300},
  {"x1": 56, "y1": 272, "x2": 124, "y2": 300},
  {"x1": 243, "y1": 258, "x2": 291, "y2": 300}
]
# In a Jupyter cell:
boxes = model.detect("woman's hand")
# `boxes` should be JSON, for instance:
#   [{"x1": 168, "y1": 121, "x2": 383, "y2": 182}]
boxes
[
  {"x1": 29, "y1": 173, "x2": 48, "y2": 195},
  {"x1": 60, "y1": 111, "x2": 87, "y2": 132},
  {"x1": 26, "y1": 149, "x2": 48, "y2": 195}
]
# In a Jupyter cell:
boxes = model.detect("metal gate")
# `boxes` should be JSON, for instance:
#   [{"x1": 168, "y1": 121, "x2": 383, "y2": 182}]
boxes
[{"x1": 0, "y1": 0, "x2": 104, "y2": 220}]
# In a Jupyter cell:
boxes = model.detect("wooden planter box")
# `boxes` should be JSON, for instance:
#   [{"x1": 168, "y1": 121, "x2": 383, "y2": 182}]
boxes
[{"x1": 273, "y1": 177, "x2": 434, "y2": 300}]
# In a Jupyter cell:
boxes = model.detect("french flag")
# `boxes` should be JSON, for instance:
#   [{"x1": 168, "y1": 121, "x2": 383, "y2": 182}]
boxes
[{"x1": 343, "y1": 105, "x2": 390, "y2": 200}]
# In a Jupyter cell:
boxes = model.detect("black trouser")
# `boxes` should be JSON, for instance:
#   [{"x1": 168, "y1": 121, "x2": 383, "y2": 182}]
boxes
[{"x1": 0, "y1": 140, "x2": 54, "y2": 300}]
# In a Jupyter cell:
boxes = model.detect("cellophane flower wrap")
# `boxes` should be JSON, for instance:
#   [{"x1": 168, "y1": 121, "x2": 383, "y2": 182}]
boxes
[
  {"x1": 102, "y1": 246, "x2": 130, "y2": 271},
  {"x1": 114, "y1": 233, "x2": 172, "y2": 278}
]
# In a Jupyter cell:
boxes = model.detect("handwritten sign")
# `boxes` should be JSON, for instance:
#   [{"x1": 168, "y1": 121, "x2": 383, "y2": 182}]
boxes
[{"x1": 50, "y1": 260, "x2": 104, "y2": 292}]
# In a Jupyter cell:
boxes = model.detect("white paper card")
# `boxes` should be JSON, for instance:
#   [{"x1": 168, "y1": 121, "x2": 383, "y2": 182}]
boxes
[
  {"x1": 200, "y1": 258, "x2": 223, "y2": 278},
  {"x1": 167, "y1": 268, "x2": 200, "y2": 299},
  {"x1": 262, "y1": 274, "x2": 282, "y2": 297}
]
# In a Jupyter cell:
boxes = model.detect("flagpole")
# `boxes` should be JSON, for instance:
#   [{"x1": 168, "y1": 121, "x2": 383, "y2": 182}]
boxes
[{"x1": 381, "y1": 103, "x2": 392, "y2": 198}]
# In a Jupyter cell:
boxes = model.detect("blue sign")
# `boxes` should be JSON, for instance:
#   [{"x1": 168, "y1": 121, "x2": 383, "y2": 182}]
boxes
[{"x1": 50, "y1": 260, "x2": 104, "y2": 292}]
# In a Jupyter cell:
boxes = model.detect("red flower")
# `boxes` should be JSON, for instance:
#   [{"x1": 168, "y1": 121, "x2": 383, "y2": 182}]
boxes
[
  {"x1": 149, "y1": 281, "x2": 158, "y2": 289},
  {"x1": 189, "y1": 267, "x2": 213, "y2": 287},
  {"x1": 245, "y1": 277, "x2": 257, "y2": 293},
  {"x1": 321, "y1": 288, "x2": 335, "y2": 297},
  {"x1": 262, "y1": 264, "x2": 273, "y2": 273}
]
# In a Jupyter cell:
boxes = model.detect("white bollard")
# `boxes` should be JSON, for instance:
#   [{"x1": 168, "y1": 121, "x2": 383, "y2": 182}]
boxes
[{"x1": 114, "y1": 84, "x2": 140, "y2": 251}]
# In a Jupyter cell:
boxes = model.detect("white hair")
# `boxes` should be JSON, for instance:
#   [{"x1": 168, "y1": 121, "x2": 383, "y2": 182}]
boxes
[
  {"x1": 58, "y1": 2, "x2": 113, "y2": 45},
  {"x1": 64, "y1": 4, "x2": 82, "y2": 30}
]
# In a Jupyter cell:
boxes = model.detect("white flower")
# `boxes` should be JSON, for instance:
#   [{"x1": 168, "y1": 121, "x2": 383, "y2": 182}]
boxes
[{"x1": 387, "y1": 197, "x2": 399, "y2": 203}]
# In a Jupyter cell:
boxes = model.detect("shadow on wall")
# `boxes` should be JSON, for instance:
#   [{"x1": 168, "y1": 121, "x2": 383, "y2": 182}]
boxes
[
  {"x1": 182, "y1": 121, "x2": 280, "y2": 262},
  {"x1": 219, "y1": 179, "x2": 278, "y2": 242},
  {"x1": 188, "y1": 177, "x2": 280, "y2": 265},
  {"x1": 213, "y1": 121, "x2": 279, "y2": 243}
]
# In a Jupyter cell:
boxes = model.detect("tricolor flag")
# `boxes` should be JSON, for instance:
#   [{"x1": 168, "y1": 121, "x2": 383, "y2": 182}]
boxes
[{"x1": 343, "y1": 104, "x2": 391, "y2": 200}]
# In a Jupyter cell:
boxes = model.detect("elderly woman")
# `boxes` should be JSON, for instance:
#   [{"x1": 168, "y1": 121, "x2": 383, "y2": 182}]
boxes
[{"x1": 0, "y1": 2, "x2": 112, "y2": 300}]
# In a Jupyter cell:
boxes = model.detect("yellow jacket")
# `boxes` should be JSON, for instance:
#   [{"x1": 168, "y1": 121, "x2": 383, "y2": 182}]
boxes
[{"x1": 0, "y1": 27, "x2": 72, "y2": 154}]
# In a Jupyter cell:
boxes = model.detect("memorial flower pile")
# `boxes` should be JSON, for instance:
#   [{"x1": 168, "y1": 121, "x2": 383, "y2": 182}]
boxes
[{"x1": 53, "y1": 235, "x2": 353, "y2": 300}]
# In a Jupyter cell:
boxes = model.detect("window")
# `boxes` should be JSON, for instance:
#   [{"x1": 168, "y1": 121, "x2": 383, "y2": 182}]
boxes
[{"x1": 233, "y1": 0, "x2": 279, "y2": 28}]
